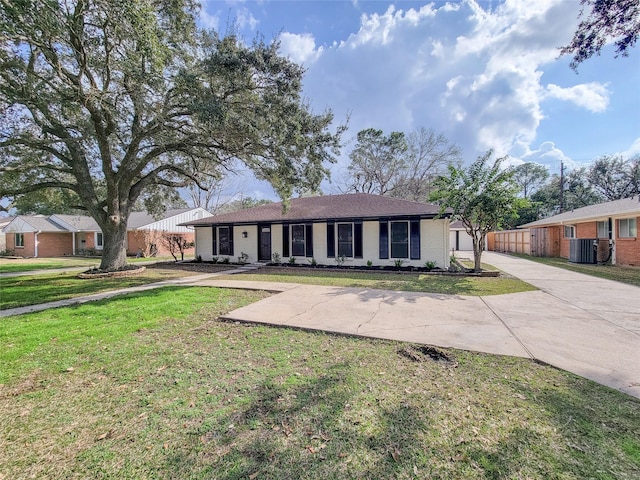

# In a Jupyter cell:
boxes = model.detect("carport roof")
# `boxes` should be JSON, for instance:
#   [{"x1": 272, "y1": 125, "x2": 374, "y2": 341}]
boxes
[{"x1": 181, "y1": 193, "x2": 451, "y2": 226}]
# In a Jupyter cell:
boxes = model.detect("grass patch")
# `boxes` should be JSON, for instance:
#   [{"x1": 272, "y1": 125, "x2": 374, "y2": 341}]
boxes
[
  {"x1": 0, "y1": 265, "x2": 198, "y2": 310},
  {"x1": 510, "y1": 254, "x2": 640, "y2": 288},
  {"x1": 1, "y1": 287, "x2": 638, "y2": 479},
  {"x1": 216, "y1": 267, "x2": 536, "y2": 296},
  {"x1": 0, "y1": 256, "x2": 190, "y2": 273}
]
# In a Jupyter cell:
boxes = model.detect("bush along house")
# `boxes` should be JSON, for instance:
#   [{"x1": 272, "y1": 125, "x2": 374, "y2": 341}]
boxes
[{"x1": 180, "y1": 193, "x2": 453, "y2": 269}]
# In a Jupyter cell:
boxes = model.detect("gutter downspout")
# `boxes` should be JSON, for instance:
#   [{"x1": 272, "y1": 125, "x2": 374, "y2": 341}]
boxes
[{"x1": 34, "y1": 231, "x2": 41, "y2": 258}]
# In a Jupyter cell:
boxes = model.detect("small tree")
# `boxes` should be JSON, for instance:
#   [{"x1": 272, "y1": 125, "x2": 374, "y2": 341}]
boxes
[
  {"x1": 161, "y1": 233, "x2": 194, "y2": 262},
  {"x1": 430, "y1": 151, "x2": 522, "y2": 272}
]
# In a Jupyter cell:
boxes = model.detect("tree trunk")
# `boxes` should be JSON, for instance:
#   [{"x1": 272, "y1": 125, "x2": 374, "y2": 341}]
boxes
[
  {"x1": 472, "y1": 234, "x2": 484, "y2": 272},
  {"x1": 99, "y1": 216, "x2": 129, "y2": 271}
]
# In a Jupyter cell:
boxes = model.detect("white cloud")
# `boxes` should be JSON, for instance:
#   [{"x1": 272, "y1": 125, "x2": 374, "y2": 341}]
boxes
[
  {"x1": 619, "y1": 138, "x2": 640, "y2": 159},
  {"x1": 199, "y1": 9, "x2": 219, "y2": 30},
  {"x1": 302, "y1": 0, "x2": 583, "y2": 166},
  {"x1": 546, "y1": 83, "x2": 611, "y2": 113},
  {"x1": 508, "y1": 141, "x2": 574, "y2": 170},
  {"x1": 236, "y1": 7, "x2": 259, "y2": 31},
  {"x1": 278, "y1": 32, "x2": 323, "y2": 65}
]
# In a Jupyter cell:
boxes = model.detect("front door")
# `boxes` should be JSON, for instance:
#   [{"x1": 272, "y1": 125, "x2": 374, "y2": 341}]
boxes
[{"x1": 258, "y1": 224, "x2": 271, "y2": 261}]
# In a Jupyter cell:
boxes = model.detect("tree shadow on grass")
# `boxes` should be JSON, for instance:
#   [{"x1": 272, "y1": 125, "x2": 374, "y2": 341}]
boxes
[{"x1": 161, "y1": 362, "x2": 431, "y2": 479}]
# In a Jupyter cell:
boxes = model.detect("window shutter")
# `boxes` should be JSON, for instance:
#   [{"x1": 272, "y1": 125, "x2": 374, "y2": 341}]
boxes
[
  {"x1": 212, "y1": 226, "x2": 217, "y2": 256},
  {"x1": 228, "y1": 226, "x2": 234, "y2": 257},
  {"x1": 410, "y1": 219, "x2": 421, "y2": 260},
  {"x1": 354, "y1": 221, "x2": 363, "y2": 258},
  {"x1": 282, "y1": 224, "x2": 290, "y2": 257},
  {"x1": 305, "y1": 224, "x2": 314, "y2": 257},
  {"x1": 326, "y1": 222, "x2": 335, "y2": 257},
  {"x1": 379, "y1": 221, "x2": 389, "y2": 259}
]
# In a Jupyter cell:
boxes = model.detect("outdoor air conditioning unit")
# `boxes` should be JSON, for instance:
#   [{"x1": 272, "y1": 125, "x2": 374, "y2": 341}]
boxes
[{"x1": 569, "y1": 238, "x2": 597, "y2": 264}]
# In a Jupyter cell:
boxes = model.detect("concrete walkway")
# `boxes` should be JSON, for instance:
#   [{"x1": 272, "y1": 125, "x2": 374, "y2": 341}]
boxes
[
  {"x1": 3, "y1": 255, "x2": 639, "y2": 397},
  {"x1": 221, "y1": 253, "x2": 640, "y2": 398}
]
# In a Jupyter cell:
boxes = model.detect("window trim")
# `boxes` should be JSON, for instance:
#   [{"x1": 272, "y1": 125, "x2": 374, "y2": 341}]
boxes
[
  {"x1": 596, "y1": 221, "x2": 608, "y2": 239},
  {"x1": 217, "y1": 226, "x2": 233, "y2": 256},
  {"x1": 95, "y1": 232, "x2": 104, "y2": 249},
  {"x1": 390, "y1": 221, "x2": 410, "y2": 259},
  {"x1": 290, "y1": 224, "x2": 306, "y2": 257},
  {"x1": 564, "y1": 225, "x2": 576, "y2": 239},
  {"x1": 618, "y1": 218, "x2": 637, "y2": 239},
  {"x1": 336, "y1": 222, "x2": 354, "y2": 258},
  {"x1": 15, "y1": 232, "x2": 24, "y2": 248}
]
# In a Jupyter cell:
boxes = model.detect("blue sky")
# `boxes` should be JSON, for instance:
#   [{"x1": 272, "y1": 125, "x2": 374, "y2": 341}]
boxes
[{"x1": 199, "y1": 0, "x2": 640, "y2": 201}]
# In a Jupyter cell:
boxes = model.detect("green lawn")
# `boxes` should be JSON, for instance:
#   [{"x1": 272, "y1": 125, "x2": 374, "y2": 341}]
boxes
[
  {"x1": 1, "y1": 287, "x2": 638, "y2": 479},
  {"x1": 510, "y1": 254, "x2": 640, "y2": 287},
  {"x1": 217, "y1": 267, "x2": 537, "y2": 296},
  {"x1": 0, "y1": 266, "x2": 198, "y2": 310},
  {"x1": 0, "y1": 255, "x2": 190, "y2": 273}
]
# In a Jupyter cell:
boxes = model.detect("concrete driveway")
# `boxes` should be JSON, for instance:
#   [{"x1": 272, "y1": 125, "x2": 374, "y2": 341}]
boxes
[{"x1": 221, "y1": 253, "x2": 640, "y2": 398}]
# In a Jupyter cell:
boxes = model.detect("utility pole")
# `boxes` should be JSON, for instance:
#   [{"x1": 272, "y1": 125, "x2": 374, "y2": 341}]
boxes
[{"x1": 559, "y1": 161, "x2": 565, "y2": 213}]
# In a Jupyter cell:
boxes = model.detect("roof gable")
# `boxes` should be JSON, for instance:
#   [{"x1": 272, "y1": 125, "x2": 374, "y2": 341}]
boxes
[
  {"x1": 182, "y1": 193, "x2": 451, "y2": 226},
  {"x1": 2, "y1": 215, "x2": 70, "y2": 233}
]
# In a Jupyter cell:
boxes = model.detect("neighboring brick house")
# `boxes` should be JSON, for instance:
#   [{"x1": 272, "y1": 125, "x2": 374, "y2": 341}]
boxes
[
  {"x1": 181, "y1": 193, "x2": 453, "y2": 268},
  {"x1": 517, "y1": 195, "x2": 640, "y2": 266},
  {"x1": 2, "y1": 208, "x2": 211, "y2": 258}
]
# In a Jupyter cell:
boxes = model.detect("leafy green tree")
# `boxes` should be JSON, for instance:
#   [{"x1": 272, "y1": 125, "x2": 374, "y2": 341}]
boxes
[
  {"x1": 531, "y1": 169, "x2": 603, "y2": 216},
  {"x1": 587, "y1": 155, "x2": 640, "y2": 200},
  {"x1": 560, "y1": 0, "x2": 639, "y2": 70},
  {"x1": 513, "y1": 162, "x2": 549, "y2": 199},
  {"x1": 430, "y1": 151, "x2": 523, "y2": 271},
  {"x1": 0, "y1": 0, "x2": 343, "y2": 271}
]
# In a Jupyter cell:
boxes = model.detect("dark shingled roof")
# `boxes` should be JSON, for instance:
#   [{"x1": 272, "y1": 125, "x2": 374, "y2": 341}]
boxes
[{"x1": 182, "y1": 193, "x2": 451, "y2": 226}]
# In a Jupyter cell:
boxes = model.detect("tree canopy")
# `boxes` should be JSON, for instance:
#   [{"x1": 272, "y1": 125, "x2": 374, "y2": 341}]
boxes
[
  {"x1": 430, "y1": 151, "x2": 522, "y2": 271},
  {"x1": 0, "y1": 0, "x2": 344, "y2": 270},
  {"x1": 560, "y1": 0, "x2": 639, "y2": 70}
]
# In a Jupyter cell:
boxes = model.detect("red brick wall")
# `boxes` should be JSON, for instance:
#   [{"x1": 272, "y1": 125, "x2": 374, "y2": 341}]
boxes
[
  {"x1": 5, "y1": 232, "x2": 73, "y2": 257},
  {"x1": 37, "y1": 232, "x2": 74, "y2": 257},
  {"x1": 616, "y1": 216, "x2": 640, "y2": 266},
  {"x1": 127, "y1": 230, "x2": 196, "y2": 257}
]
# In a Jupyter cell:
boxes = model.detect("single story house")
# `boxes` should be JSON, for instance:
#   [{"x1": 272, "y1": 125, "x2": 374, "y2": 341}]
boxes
[
  {"x1": 180, "y1": 193, "x2": 453, "y2": 268},
  {"x1": 513, "y1": 195, "x2": 640, "y2": 266},
  {"x1": 2, "y1": 208, "x2": 211, "y2": 258}
]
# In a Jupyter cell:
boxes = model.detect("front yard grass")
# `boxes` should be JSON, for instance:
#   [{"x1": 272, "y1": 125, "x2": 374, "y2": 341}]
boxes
[
  {"x1": 217, "y1": 267, "x2": 536, "y2": 296},
  {"x1": 510, "y1": 253, "x2": 640, "y2": 287},
  {"x1": 1, "y1": 287, "x2": 638, "y2": 479},
  {"x1": 0, "y1": 265, "x2": 199, "y2": 310},
  {"x1": 0, "y1": 255, "x2": 191, "y2": 273}
]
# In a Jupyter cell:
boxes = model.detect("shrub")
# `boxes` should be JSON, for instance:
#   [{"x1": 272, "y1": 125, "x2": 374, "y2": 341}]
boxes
[
  {"x1": 271, "y1": 252, "x2": 281, "y2": 265},
  {"x1": 308, "y1": 257, "x2": 318, "y2": 267},
  {"x1": 221, "y1": 257, "x2": 230, "y2": 264},
  {"x1": 424, "y1": 260, "x2": 437, "y2": 270},
  {"x1": 393, "y1": 258, "x2": 405, "y2": 268},
  {"x1": 335, "y1": 255, "x2": 346, "y2": 267},
  {"x1": 366, "y1": 260, "x2": 373, "y2": 267},
  {"x1": 211, "y1": 256, "x2": 219, "y2": 264},
  {"x1": 288, "y1": 256, "x2": 296, "y2": 265},
  {"x1": 238, "y1": 252, "x2": 249, "y2": 264}
]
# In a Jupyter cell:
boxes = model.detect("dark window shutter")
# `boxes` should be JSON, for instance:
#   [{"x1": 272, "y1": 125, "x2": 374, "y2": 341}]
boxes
[
  {"x1": 212, "y1": 226, "x2": 217, "y2": 256},
  {"x1": 282, "y1": 224, "x2": 290, "y2": 257},
  {"x1": 379, "y1": 221, "x2": 389, "y2": 259},
  {"x1": 354, "y1": 222, "x2": 363, "y2": 258},
  {"x1": 326, "y1": 222, "x2": 335, "y2": 257},
  {"x1": 305, "y1": 224, "x2": 314, "y2": 257},
  {"x1": 228, "y1": 226, "x2": 234, "y2": 257},
  {"x1": 410, "y1": 219, "x2": 421, "y2": 260}
]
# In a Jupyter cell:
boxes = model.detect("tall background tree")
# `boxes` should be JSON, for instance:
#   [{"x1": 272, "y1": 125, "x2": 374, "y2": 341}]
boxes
[
  {"x1": 587, "y1": 155, "x2": 640, "y2": 200},
  {"x1": 560, "y1": 0, "x2": 639, "y2": 70},
  {"x1": 430, "y1": 151, "x2": 522, "y2": 271},
  {"x1": 0, "y1": 0, "x2": 343, "y2": 270},
  {"x1": 342, "y1": 127, "x2": 461, "y2": 201}
]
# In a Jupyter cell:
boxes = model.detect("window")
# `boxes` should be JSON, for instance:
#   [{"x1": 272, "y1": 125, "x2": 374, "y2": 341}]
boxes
[
  {"x1": 564, "y1": 225, "x2": 575, "y2": 238},
  {"x1": 95, "y1": 232, "x2": 104, "y2": 249},
  {"x1": 218, "y1": 226, "x2": 232, "y2": 255},
  {"x1": 619, "y1": 218, "x2": 637, "y2": 238},
  {"x1": 337, "y1": 223, "x2": 353, "y2": 257},
  {"x1": 15, "y1": 233, "x2": 24, "y2": 248},
  {"x1": 390, "y1": 221, "x2": 409, "y2": 258},
  {"x1": 597, "y1": 221, "x2": 608, "y2": 239},
  {"x1": 291, "y1": 224, "x2": 306, "y2": 256}
]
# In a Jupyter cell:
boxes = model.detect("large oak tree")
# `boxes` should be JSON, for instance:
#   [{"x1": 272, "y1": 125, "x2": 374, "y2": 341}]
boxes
[{"x1": 0, "y1": 0, "x2": 343, "y2": 270}]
